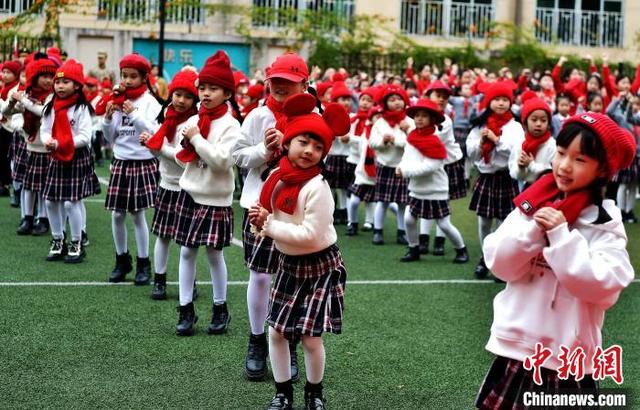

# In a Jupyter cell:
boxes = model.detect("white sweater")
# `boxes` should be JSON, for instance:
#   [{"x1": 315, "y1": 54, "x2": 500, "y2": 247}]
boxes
[
  {"x1": 369, "y1": 116, "x2": 415, "y2": 167},
  {"x1": 101, "y1": 92, "x2": 161, "y2": 160},
  {"x1": 261, "y1": 174, "x2": 337, "y2": 256},
  {"x1": 353, "y1": 129, "x2": 376, "y2": 187},
  {"x1": 397, "y1": 143, "x2": 448, "y2": 200},
  {"x1": 508, "y1": 135, "x2": 556, "y2": 184},
  {"x1": 437, "y1": 115, "x2": 463, "y2": 165},
  {"x1": 346, "y1": 113, "x2": 366, "y2": 165},
  {"x1": 147, "y1": 112, "x2": 190, "y2": 192},
  {"x1": 483, "y1": 200, "x2": 633, "y2": 373},
  {"x1": 0, "y1": 83, "x2": 20, "y2": 132},
  {"x1": 40, "y1": 104, "x2": 93, "y2": 150},
  {"x1": 176, "y1": 111, "x2": 240, "y2": 207},
  {"x1": 14, "y1": 94, "x2": 52, "y2": 153},
  {"x1": 467, "y1": 119, "x2": 523, "y2": 173}
]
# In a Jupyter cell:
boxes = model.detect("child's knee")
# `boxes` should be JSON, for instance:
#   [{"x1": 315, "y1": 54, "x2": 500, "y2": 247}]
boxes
[{"x1": 301, "y1": 335, "x2": 323, "y2": 352}]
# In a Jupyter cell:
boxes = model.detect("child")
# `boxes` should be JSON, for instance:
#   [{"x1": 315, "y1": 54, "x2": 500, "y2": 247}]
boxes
[
  {"x1": 369, "y1": 84, "x2": 414, "y2": 245},
  {"x1": 476, "y1": 113, "x2": 635, "y2": 409},
  {"x1": 139, "y1": 69, "x2": 199, "y2": 300},
  {"x1": 241, "y1": 83, "x2": 265, "y2": 118},
  {"x1": 40, "y1": 59, "x2": 97, "y2": 263},
  {"x1": 397, "y1": 99, "x2": 469, "y2": 264},
  {"x1": 467, "y1": 81, "x2": 522, "y2": 278},
  {"x1": 232, "y1": 52, "x2": 309, "y2": 381},
  {"x1": 249, "y1": 93, "x2": 350, "y2": 410},
  {"x1": 102, "y1": 53, "x2": 162, "y2": 284},
  {"x1": 509, "y1": 95, "x2": 556, "y2": 188},
  {"x1": 552, "y1": 93, "x2": 571, "y2": 138},
  {"x1": 172, "y1": 51, "x2": 241, "y2": 336},
  {"x1": 0, "y1": 61, "x2": 22, "y2": 197}
]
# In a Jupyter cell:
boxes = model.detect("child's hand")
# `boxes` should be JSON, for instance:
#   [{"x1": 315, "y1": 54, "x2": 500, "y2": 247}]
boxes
[
  {"x1": 249, "y1": 204, "x2": 270, "y2": 230},
  {"x1": 383, "y1": 134, "x2": 395, "y2": 144},
  {"x1": 395, "y1": 167, "x2": 403, "y2": 178},
  {"x1": 480, "y1": 128, "x2": 498, "y2": 143},
  {"x1": 406, "y1": 57, "x2": 414, "y2": 67},
  {"x1": 533, "y1": 207, "x2": 567, "y2": 231},
  {"x1": 182, "y1": 126, "x2": 199, "y2": 140},
  {"x1": 602, "y1": 53, "x2": 609, "y2": 65},
  {"x1": 10, "y1": 90, "x2": 22, "y2": 101},
  {"x1": 105, "y1": 102, "x2": 118, "y2": 121},
  {"x1": 44, "y1": 140, "x2": 58, "y2": 152},
  {"x1": 399, "y1": 120, "x2": 410, "y2": 133},
  {"x1": 339, "y1": 134, "x2": 350, "y2": 144},
  {"x1": 518, "y1": 151, "x2": 534, "y2": 167},
  {"x1": 264, "y1": 127, "x2": 283, "y2": 152},
  {"x1": 122, "y1": 100, "x2": 136, "y2": 114},
  {"x1": 558, "y1": 56, "x2": 567, "y2": 66},
  {"x1": 139, "y1": 131, "x2": 152, "y2": 146}
]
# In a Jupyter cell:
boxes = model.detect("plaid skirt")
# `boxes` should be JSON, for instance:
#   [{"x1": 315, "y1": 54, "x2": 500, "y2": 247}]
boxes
[
  {"x1": 242, "y1": 209, "x2": 281, "y2": 275},
  {"x1": 374, "y1": 165, "x2": 409, "y2": 204},
  {"x1": 267, "y1": 244, "x2": 347, "y2": 342},
  {"x1": 325, "y1": 155, "x2": 356, "y2": 189},
  {"x1": 470, "y1": 171, "x2": 519, "y2": 219},
  {"x1": 445, "y1": 159, "x2": 467, "y2": 200},
  {"x1": 174, "y1": 190, "x2": 233, "y2": 249},
  {"x1": 453, "y1": 128, "x2": 469, "y2": 159},
  {"x1": 105, "y1": 158, "x2": 158, "y2": 212},
  {"x1": 348, "y1": 183, "x2": 376, "y2": 202},
  {"x1": 476, "y1": 356, "x2": 598, "y2": 410},
  {"x1": 43, "y1": 148, "x2": 98, "y2": 202},
  {"x1": 612, "y1": 156, "x2": 639, "y2": 184},
  {"x1": 23, "y1": 151, "x2": 50, "y2": 192},
  {"x1": 408, "y1": 197, "x2": 450, "y2": 219},
  {"x1": 151, "y1": 186, "x2": 181, "y2": 239},
  {"x1": 10, "y1": 135, "x2": 28, "y2": 183}
]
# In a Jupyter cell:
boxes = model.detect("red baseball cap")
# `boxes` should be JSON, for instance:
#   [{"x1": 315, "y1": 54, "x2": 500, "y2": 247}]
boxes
[{"x1": 266, "y1": 52, "x2": 309, "y2": 83}]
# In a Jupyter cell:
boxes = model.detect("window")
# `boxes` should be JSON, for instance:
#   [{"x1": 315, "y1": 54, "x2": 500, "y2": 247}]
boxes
[
  {"x1": 400, "y1": 0, "x2": 495, "y2": 38},
  {"x1": 97, "y1": 0, "x2": 204, "y2": 24},
  {"x1": 251, "y1": 0, "x2": 355, "y2": 30}
]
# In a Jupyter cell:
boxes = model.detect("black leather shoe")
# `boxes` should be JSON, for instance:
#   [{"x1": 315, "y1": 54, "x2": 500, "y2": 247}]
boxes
[
  {"x1": 432, "y1": 236, "x2": 445, "y2": 255},
  {"x1": 16, "y1": 216, "x2": 34, "y2": 235},
  {"x1": 290, "y1": 342, "x2": 300, "y2": 383},
  {"x1": 400, "y1": 246, "x2": 420, "y2": 262},
  {"x1": 109, "y1": 252, "x2": 132, "y2": 282},
  {"x1": 134, "y1": 257, "x2": 151, "y2": 285},
  {"x1": 245, "y1": 333, "x2": 268, "y2": 381},
  {"x1": 372, "y1": 229, "x2": 384, "y2": 245},
  {"x1": 176, "y1": 302, "x2": 197, "y2": 336},
  {"x1": 418, "y1": 234, "x2": 430, "y2": 255},
  {"x1": 267, "y1": 393, "x2": 293, "y2": 410},
  {"x1": 31, "y1": 218, "x2": 49, "y2": 236},
  {"x1": 345, "y1": 222, "x2": 358, "y2": 236},
  {"x1": 453, "y1": 247, "x2": 469, "y2": 264},
  {"x1": 207, "y1": 302, "x2": 231, "y2": 334},
  {"x1": 474, "y1": 257, "x2": 489, "y2": 279},
  {"x1": 304, "y1": 390, "x2": 326, "y2": 410},
  {"x1": 151, "y1": 273, "x2": 167, "y2": 300},
  {"x1": 396, "y1": 229, "x2": 408, "y2": 245}
]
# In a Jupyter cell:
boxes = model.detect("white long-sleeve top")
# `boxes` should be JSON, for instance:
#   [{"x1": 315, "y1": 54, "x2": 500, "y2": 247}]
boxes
[
  {"x1": 101, "y1": 92, "x2": 161, "y2": 160},
  {"x1": 466, "y1": 119, "x2": 523, "y2": 173},
  {"x1": 147, "y1": 112, "x2": 190, "y2": 192},
  {"x1": 397, "y1": 142, "x2": 448, "y2": 200},
  {"x1": 437, "y1": 115, "x2": 463, "y2": 165},
  {"x1": 40, "y1": 104, "x2": 93, "y2": 150},
  {"x1": 12, "y1": 94, "x2": 52, "y2": 153},
  {"x1": 508, "y1": 135, "x2": 556, "y2": 184},
  {"x1": 176, "y1": 111, "x2": 240, "y2": 207},
  {"x1": 0, "y1": 83, "x2": 20, "y2": 132},
  {"x1": 346, "y1": 114, "x2": 365, "y2": 165},
  {"x1": 353, "y1": 130, "x2": 376, "y2": 186},
  {"x1": 483, "y1": 200, "x2": 633, "y2": 373},
  {"x1": 261, "y1": 174, "x2": 337, "y2": 255},
  {"x1": 369, "y1": 116, "x2": 415, "y2": 167}
]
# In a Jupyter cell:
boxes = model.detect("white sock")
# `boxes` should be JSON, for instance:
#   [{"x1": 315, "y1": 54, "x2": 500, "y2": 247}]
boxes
[
  {"x1": 478, "y1": 216, "x2": 493, "y2": 246},
  {"x1": 154, "y1": 237, "x2": 171, "y2": 274},
  {"x1": 46, "y1": 200, "x2": 65, "y2": 239},
  {"x1": 206, "y1": 247, "x2": 228, "y2": 304},
  {"x1": 374, "y1": 202, "x2": 388, "y2": 230},
  {"x1": 80, "y1": 200, "x2": 87, "y2": 231},
  {"x1": 364, "y1": 202, "x2": 375, "y2": 224},
  {"x1": 247, "y1": 270, "x2": 272, "y2": 335},
  {"x1": 38, "y1": 193, "x2": 47, "y2": 218},
  {"x1": 302, "y1": 336, "x2": 326, "y2": 384},
  {"x1": 404, "y1": 207, "x2": 419, "y2": 247},
  {"x1": 269, "y1": 327, "x2": 291, "y2": 383},
  {"x1": 23, "y1": 189, "x2": 35, "y2": 218},
  {"x1": 347, "y1": 194, "x2": 361, "y2": 224},
  {"x1": 436, "y1": 216, "x2": 465, "y2": 249},
  {"x1": 131, "y1": 210, "x2": 149, "y2": 258},
  {"x1": 178, "y1": 246, "x2": 197, "y2": 305},
  {"x1": 64, "y1": 201, "x2": 83, "y2": 242},
  {"x1": 420, "y1": 218, "x2": 433, "y2": 235},
  {"x1": 111, "y1": 211, "x2": 128, "y2": 254},
  {"x1": 396, "y1": 204, "x2": 406, "y2": 231},
  {"x1": 617, "y1": 184, "x2": 627, "y2": 211}
]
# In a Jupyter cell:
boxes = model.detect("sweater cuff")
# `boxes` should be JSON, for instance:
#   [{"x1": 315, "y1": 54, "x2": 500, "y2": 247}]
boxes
[{"x1": 545, "y1": 222, "x2": 570, "y2": 245}]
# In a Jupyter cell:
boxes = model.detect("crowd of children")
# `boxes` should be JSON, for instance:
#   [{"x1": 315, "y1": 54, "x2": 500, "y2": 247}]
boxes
[{"x1": 1, "y1": 48, "x2": 638, "y2": 409}]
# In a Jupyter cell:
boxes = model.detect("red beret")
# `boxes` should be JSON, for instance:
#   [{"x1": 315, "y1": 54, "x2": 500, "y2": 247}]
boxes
[
  {"x1": 55, "y1": 59, "x2": 85, "y2": 86},
  {"x1": 425, "y1": 79, "x2": 452, "y2": 96},
  {"x1": 168, "y1": 69, "x2": 198, "y2": 98},
  {"x1": 246, "y1": 83, "x2": 265, "y2": 100},
  {"x1": 479, "y1": 80, "x2": 517, "y2": 110},
  {"x1": 119, "y1": 53, "x2": 151, "y2": 74},
  {"x1": 406, "y1": 98, "x2": 445, "y2": 124},
  {"x1": 378, "y1": 84, "x2": 410, "y2": 107},
  {"x1": 330, "y1": 82, "x2": 352, "y2": 102},
  {"x1": 2, "y1": 60, "x2": 22, "y2": 77}
]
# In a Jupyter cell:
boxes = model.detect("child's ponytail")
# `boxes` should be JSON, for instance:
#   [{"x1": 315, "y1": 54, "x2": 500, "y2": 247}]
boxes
[
  {"x1": 227, "y1": 96, "x2": 244, "y2": 125},
  {"x1": 308, "y1": 86, "x2": 324, "y2": 114}
]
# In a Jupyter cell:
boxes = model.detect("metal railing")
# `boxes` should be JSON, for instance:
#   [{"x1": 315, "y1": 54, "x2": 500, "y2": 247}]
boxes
[
  {"x1": 251, "y1": 0, "x2": 355, "y2": 30},
  {"x1": 400, "y1": 0, "x2": 495, "y2": 39},
  {"x1": 96, "y1": 0, "x2": 206, "y2": 24},
  {"x1": 534, "y1": 7, "x2": 623, "y2": 48},
  {"x1": 0, "y1": 0, "x2": 36, "y2": 16}
]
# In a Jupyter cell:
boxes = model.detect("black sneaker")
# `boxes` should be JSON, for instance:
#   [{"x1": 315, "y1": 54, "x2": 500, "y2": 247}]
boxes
[
  {"x1": 46, "y1": 238, "x2": 68, "y2": 261},
  {"x1": 176, "y1": 302, "x2": 198, "y2": 336},
  {"x1": 81, "y1": 231, "x2": 90, "y2": 247},
  {"x1": 627, "y1": 211, "x2": 638, "y2": 223},
  {"x1": 109, "y1": 252, "x2": 133, "y2": 282},
  {"x1": 267, "y1": 393, "x2": 293, "y2": 410},
  {"x1": 290, "y1": 343, "x2": 300, "y2": 383},
  {"x1": 151, "y1": 273, "x2": 167, "y2": 300},
  {"x1": 31, "y1": 218, "x2": 49, "y2": 236},
  {"x1": 453, "y1": 247, "x2": 470, "y2": 264},
  {"x1": 245, "y1": 333, "x2": 269, "y2": 381},
  {"x1": 16, "y1": 216, "x2": 34, "y2": 235},
  {"x1": 432, "y1": 236, "x2": 445, "y2": 256},
  {"x1": 207, "y1": 302, "x2": 231, "y2": 334},
  {"x1": 372, "y1": 229, "x2": 384, "y2": 245},
  {"x1": 474, "y1": 257, "x2": 489, "y2": 279},
  {"x1": 400, "y1": 246, "x2": 420, "y2": 262},
  {"x1": 345, "y1": 222, "x2": 358, "y2": 236},
  {"x1": 418, "y1": 234, "x2": 430, "y2": 255},
  {"x1": 64, "y1": 240, "x2": 85, "y2": 264},
  {"x1": 134, "y1": 257, "x2": 152, "y2": 286},
  {"x1": 304, "y1": 390, "x2": 326, "y2": 410}
]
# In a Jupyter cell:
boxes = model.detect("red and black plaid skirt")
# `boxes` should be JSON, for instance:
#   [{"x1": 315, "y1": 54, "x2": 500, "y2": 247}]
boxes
[
  {"x1": 10, "y1": 135, "x2": 28, "y2": 183},
  {"x1": 267, "y1": 244, "x2": 347, "y2": 342},
  {"x1": 173, "y1": 189, "x2": 233, "y2": 249},
  {"x1": 374, "y1": 165, "x2": 409, "y2": 204},
  {"x1": 611, "y1": 156, "x2": 639, "y2": 184},
  {"x1": 151, "y1": 186, "x2": 181, "y2": 239},
  {"x1": 43, "y1": 147, "x2": 98, "y2": 202},
  {"x1": 469, "y1": 171, "x2": 519, "y2": 219},
  {"x1": 242, "y1": 209, "x2": 281, "y2": 275},
  {"x1": 22, "y1": 151, "x2": 50, "y2": 192},
  {"x1": 105, "y1": 158, "x2": 158, "y2": 212},
  {"x1": 348, "y1": 183, "x2": 376, "y2": 202},
  {"x1": 408, "y1": 197, "x2": 450, "y2": 219},
  {"x1": 325, "y1": 155, "x2": 356, "y2": 190},
  {"x1": 476, "y1": 356, "x2": 598, "y2": 410},
  {"x1": 445, "y1": 159, "x2": 467, "y2": 200}
]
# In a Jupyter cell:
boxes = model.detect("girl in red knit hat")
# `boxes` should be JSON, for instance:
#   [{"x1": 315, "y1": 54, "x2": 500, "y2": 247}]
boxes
[
  {"x1": 0, "y1": 60, "x2": 23, "y2": 198},
  {"x1": 250, "y1": 93, "x2": 350, "y2": 410},
  {"x1": 40, "y1": 59, "x2": 98, "y2": 263},
  {"x1": 102, "y1": 53, "x2": 163, "y2": 285},
  {"x1": 139, "y1": 68, "x2": 199, "y2": 301},
  {"x1": 476, "y1": 113, "x2": 635, "y2": 409},
  {"x1": 467, "y1": 81, "x2": 523, "y2": 279},
  {"x1": 172, "y1": 50, "x2": 241, "y2": 337}
]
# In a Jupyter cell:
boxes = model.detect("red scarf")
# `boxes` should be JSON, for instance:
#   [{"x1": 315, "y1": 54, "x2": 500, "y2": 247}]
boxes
[
  {"x1": 24, "y1": 87, "x2": 52, "y2": 142},
  {"x1": 85, "y1": 90, "x2": 99, "y2": 103},
  {"x1": 407, "y1": 126, "x2": 447, "y2": 159},
  {"x1": 259, "y1": 156, "x2": 322, "y2": 215},
  {"x1": 363, "y1": 124, "x2": 377, "y2": 177},
  {"x1": 0, "y1": 79, "x2": 18, "y2": 100},
  {"x1": 51, "y1": 94, "x2": 80, "y2": 162},
  {"x1": 482, "y1": 111, "x2": 513, "y2": 163},
  {"x1": 513, "y1": 173, "x2": 592, "y2": 226},
  {"x1": 265, "y1": 95, "x2": 287, "y2": 132},
  {"x1": 241, "y1": 100, "x2": 259, "y2": 117},
  {"x1": 110, "y1": 84, "x2": 148, "y2": 105},
  {"x1": 146, "y1": 105, "x2": 197, "y2": 151},
  {"x1": 522, "y1": 130, "x2": 551, "y2": 157},
  {"x1": 382, "y1": 109, "x2": 406, "y2": 128},
  {"x1": 351, "y1": 110, "x2": 368, "y2": 136},
  {"x1": 176, "y1": 103, "x2": 228, "y2": 163}
]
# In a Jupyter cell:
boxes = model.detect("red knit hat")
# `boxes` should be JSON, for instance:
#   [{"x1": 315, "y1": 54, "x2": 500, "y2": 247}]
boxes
[
  {"x1": 281, "y1": 93, "x2": 350, "y2": 157},
  {"x1": 359, "y1": 86, "x2": 378, "y2": 101},
  {"x1": 198, "y1": 50, "x2": 235, "y2": 92},
  {"x1": 562, "y1": 113, "x2": 636, "y2": 178},
  {"x1": 368, "y1": 105, "x2": 384, "y2": 120},
  {"x1": 55, "y1": 59, "x2": 85, "y2": 86},
  {"x1": 2, "y1": 60, "x2": 22, "y2": 77},
  {"x1": 119, "y1": 53, "x2": 151, "y2": 74},
  {"x1": 101, "y1": 79, "x2": 113, "y2": 90},
  {"x1": 233, "y1": 70, "x2": 249, "y2": 87},
  {"x1": 330, "y1": 81, "x2": 352, "y2": 102},
  {"x1": 26, "y1": 58, "x2": 56, "y2": 86},
  {"x1": 168, "y1": 69, "x2": 198, "y2": 98},
  {"x1": 266, "y1": 52, "x2": 309, "y2": 82},
  {"x1": 315, "y1": 81, "x2": 333, "y2": 99},
  {"x1": 425, "y1": 79, "x2": 452, "y2": 96},
  {"x1": 378, "y1": 84, "x2": 410, "y2": 107},
  {"x1": 406, "y1": 98, "x2": 445, "y2": 124},
  {"x1": 46, "y1": 47, "x2": 62, "y2": 67},
  {"x1": 479, "y1": 80, "x2": 517, "y2": 110},
  {"x1": 246, "y1": 83, "x2": 265, "y2": 99},
  {"x1": 85, "y1": 76, "x2": 99, "y2": 87},
  {"x1": 520, "y1": 96, "x2": 552, "y2": 124}
]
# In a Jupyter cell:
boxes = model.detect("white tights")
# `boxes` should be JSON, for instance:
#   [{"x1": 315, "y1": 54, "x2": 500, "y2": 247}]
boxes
[
  {"x1": 269, "y1": 327, "x2": 325, "y2": 384},
  {"x1": 178, "y1": 246, "x2": 227, "y2": 306},
  {"x1": 154, "y1": 237, "x2": 171, "y2": 274},
  {"x1": 374, "y1": 201, "x2": 405, "y2": 231},
  {"x1": 346, "y1": 194, "x2": 375, "y2": 225},
  {"x1": 247, "y1": 270, "x2": 272, "y2": 335},
  {"x1": 46, "y1": 200, "x2": 83, "y2": 241},
  {"x1": 617, "y1": 182, "x2": 638, "y2": 213},
  {"x1": 111, "y1": 210, "x2": 149, "y2": 257},
  {"x1": 405, "y1": 208, "x2": 464, "y2": 248},
  {"x1": 478, "y1": 216, "x2": 504, "y2": 246}
]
